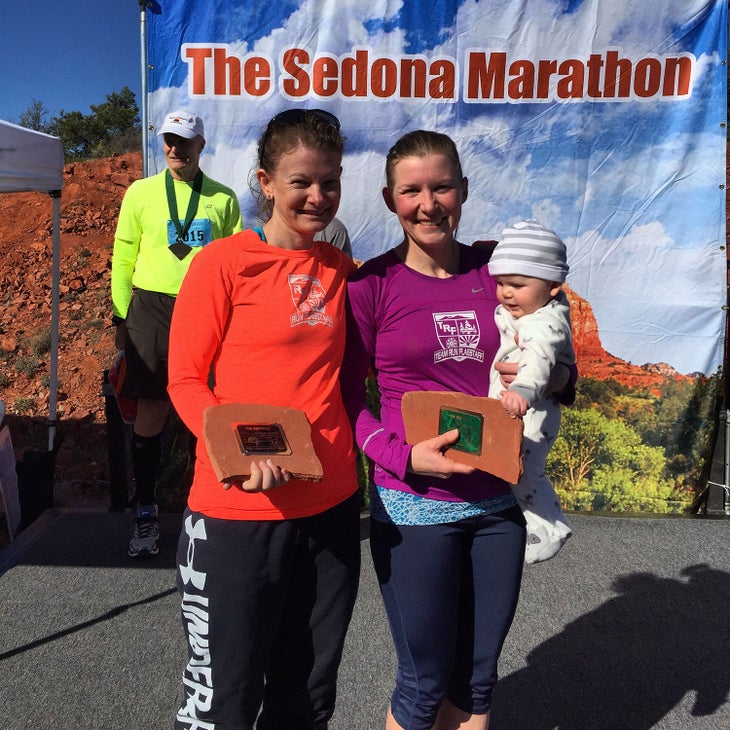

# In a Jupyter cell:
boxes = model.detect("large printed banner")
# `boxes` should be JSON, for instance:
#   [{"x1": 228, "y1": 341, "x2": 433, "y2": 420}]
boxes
[{"x1": 147, "y1": 0, "x2": 727, "y2": 513}]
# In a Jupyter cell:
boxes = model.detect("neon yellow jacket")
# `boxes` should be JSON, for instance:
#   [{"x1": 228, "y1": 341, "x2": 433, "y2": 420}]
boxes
[{"x1": 111, "y1": 170, "x2": 242, "y2": 319}]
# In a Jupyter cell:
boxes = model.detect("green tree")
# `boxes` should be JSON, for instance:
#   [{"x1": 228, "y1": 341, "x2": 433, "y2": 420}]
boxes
[
  {"x1": 547, "y1": 408, "x2": 606, "y2": 498},
  {"x1": 48, "y1": 86, "x2": 141, "y2": 161},
  {"x1": 548, "y1": 407, "x2": 680, "y2": 513},
  {"x1": 613, "y1": 374, "x2": 721, "y2": 491},
  {"x1": 587, "y1": 435, "x2": 675, "y2": 512},
  {"x1": 87, "y1": 87, "x2": 141, "y2": 157},
  {"x1": 17, "y1": 99, "x2": 52, "y2": 133},
  {"x1": 572, "y1": 373, "x2": 722, "y2": 506},
  {"x1": 574, "y1": 377, "x2": 631, "y2": 418},
  {"x1": 49, "y1": 109, "x2": 100, "y2": 160}
]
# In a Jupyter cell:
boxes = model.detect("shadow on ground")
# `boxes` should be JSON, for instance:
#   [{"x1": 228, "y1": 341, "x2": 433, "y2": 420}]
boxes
[{"x1": 493, "y1": 563, "x2": 730, "y2": 729}]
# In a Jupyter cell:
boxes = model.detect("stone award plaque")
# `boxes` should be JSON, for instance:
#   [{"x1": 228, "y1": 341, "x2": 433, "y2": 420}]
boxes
[
  {"x1": 401, "y1": 391, "x2": 523, "y2": 483},
  {"x1": 203, "y1": 403, "x2": 323, "y2": 483}
]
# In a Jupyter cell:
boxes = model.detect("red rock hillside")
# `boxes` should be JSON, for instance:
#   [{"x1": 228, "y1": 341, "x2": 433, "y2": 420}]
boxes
[
  {"x1": 0, "y1": 153, "x2": 139, "y2": 493},
  {"x1": 0, "y1": 152, "x2": 693, "y2": 495},
  {"x1": 566, "y1": 289, "x2": 694, "y2": 390}
]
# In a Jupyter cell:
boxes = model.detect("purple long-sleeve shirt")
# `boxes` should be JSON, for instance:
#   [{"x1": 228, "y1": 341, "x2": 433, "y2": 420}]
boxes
[{"x1": 342, "y1": 244, "x2": 513, "y2": 504}]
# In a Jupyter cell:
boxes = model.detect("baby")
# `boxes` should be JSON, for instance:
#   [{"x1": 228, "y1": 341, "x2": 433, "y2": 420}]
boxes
[{"x1": 488, "y1": 219, "x2": 575, "y2": 563}]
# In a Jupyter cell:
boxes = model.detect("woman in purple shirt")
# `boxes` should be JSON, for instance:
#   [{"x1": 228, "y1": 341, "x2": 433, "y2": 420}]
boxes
[{"x1": 343, "y1": 131, "x2": 526, "y2": 730}]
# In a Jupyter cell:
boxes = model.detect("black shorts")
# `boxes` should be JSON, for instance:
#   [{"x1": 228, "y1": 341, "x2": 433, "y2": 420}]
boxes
[{"x1": 121, "y1": 289, "x2": 176, "y2": 401}]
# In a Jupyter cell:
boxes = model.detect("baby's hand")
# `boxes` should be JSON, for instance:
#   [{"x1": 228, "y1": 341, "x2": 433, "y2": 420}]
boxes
[{"x1": 499, "y1": 390, "x2": 528, "y2": 418}]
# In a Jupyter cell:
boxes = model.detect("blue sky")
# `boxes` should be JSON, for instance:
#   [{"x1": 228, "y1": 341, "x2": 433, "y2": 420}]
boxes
[{"x1": 0, "y1": 0, "x2": 141, "y2": 124}]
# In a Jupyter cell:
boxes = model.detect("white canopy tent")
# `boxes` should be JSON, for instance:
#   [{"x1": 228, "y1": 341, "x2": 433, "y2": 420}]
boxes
[{"x1": 0, "y1": 119, "x2": 64, "y2": 451}]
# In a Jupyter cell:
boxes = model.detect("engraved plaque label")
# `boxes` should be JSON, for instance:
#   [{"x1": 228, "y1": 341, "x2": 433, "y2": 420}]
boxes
[
  {"x1": 438, "y1": 407, "x2": 483, "y2": 455},
  {"x1": 235, "y1": 423, "x2": 292, "y2": 456}
]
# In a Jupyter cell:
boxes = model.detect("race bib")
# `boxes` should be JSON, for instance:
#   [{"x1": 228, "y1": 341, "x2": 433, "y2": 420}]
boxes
[{"x1": 166, "y1": 218, "x2": 213, "y2": 248}]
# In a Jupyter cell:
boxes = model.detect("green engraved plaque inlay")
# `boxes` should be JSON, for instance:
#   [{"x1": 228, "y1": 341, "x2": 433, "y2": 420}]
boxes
[{"x1": 438, "y1": 407, "x2": 483, "y2": 455}]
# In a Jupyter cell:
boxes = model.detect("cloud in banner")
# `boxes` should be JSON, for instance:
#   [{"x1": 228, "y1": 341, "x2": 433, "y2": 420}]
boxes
[
  {"x1": 567, "y1": 221, "x2": 725, "y2": 375},
  {"x1": 147, "y1": 0, "x2": 725, "y2": 375}
]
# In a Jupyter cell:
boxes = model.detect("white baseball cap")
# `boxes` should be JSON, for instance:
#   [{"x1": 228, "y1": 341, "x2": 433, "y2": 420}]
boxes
[{"x1": 157, "y1": 110, "x2": 204, "y2": 139}]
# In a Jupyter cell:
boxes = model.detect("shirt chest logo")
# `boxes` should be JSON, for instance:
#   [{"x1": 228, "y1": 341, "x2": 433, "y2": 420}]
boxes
[
  {"x1": 433, "y1": 311, "x2": 484, "y2": 363},
  {"x1": 288, "y1": 274, "x2": 333, "y2": 327}
]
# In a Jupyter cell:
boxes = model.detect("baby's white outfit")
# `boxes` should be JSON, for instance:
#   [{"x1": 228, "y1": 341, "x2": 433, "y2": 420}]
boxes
[{"x1": 489, "y1": 290, "x2": 575, "y2": 563}]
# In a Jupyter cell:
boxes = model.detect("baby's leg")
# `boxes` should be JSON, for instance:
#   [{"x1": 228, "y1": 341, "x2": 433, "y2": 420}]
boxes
[{"x1": 515, "y1": 405, "x2": 572, "y2": 563}]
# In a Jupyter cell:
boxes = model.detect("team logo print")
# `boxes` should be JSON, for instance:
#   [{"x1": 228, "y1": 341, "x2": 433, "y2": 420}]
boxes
[
  {"x1": 288, "y1": 274, "x2": 333, "y2": 327},
  {"x1": 433, "y1": 311, "x2": 485, "y2": 363}
]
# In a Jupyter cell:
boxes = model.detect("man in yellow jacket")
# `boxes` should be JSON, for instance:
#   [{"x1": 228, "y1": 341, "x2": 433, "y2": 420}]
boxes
[{"x1": 111, "y1": 109, "x2": 242, "y2": 557}]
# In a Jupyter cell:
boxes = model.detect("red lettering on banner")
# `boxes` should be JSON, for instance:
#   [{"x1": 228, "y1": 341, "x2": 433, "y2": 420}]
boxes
[
  {"x1": 401, "y1": 58, "x2": 427, "y2": 97},
  {"x1": 180, "y1": 44, "x2": 693, "y2": 104},
  {"x1": 372, "y1": 58, "x2": 398, "y2": 97},
  {"x1": 586, "y1": 54, "x2": 604, "y2": 97},
  {"x1": 341, "y1": 49, "x2": 369, "y2": 97},
  {"x1": 184, "y1": 47, "x2": 213, "y2": 96},
  {"x1": 603, "y1": 51, "x2": 632, "y2": 97},
  {"x1": 312, "y1": 56, "x2": 339, "y2": 96},
  {"x1": 634, "y1": 58, "x2": 661, "y2": 97},
  {"x1": 466, "y1": 52, "x2": 506, "y2": 99},
  {"x1": 280, "y1": 47, "x2": 456, "y2": 101},
  {"x1": 183, "y1": 44, "x2": 272, "y2": 98},
  {"x1": 663, "y1": 57, "x2": 692, "y2": 95},
  {"x1": 243, "y1": 57, "x2": 272, "y2": 96},
  {"x1": 536, "y1": 60, "x2": 557, "y2": 98},
  {"x1": 429, "y1": 60, "x2": 455, "y2": 99},
  {"x1": 508, "y1": 60, "x2": 534, "y2": 99},
  {"x1": 556, "y1": 60, "x2": 584, "y2": 98},
  {"x1": 214, "y1": 48, "x2": 239, "y2": 95},
  {"x1": 465, "y1": 50, "x2": 694, "y2": 102},
  {"x1": 282, "y1": 48, "x2": 311, "y2": 96}
]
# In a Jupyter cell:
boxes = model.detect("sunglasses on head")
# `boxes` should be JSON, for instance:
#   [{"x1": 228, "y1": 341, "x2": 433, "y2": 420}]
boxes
[{"x1": 268, "y1": 108, "x2": 341, "y2": 131}]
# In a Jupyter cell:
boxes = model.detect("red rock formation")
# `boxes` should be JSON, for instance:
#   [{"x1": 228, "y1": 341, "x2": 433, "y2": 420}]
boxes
[{"x1": 566, "y1": 287, "x2": 691, "y2": 390}]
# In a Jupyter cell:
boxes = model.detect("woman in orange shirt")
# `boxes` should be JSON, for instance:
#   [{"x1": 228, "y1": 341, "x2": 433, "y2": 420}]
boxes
[{"x1": 167, "y1": 109, "x2": 359, "y2": 730}]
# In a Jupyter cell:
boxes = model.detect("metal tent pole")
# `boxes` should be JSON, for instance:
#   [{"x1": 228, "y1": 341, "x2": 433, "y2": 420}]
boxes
[
  {"x1": 139, "y1": 0, "x2": 149, "y2": 177},
  {"x1": 723, "y1": 404, "x2": 730, "y2": 515},
  {"x1": 47, "y1": 191, "x2": 61, "y2": 452}
]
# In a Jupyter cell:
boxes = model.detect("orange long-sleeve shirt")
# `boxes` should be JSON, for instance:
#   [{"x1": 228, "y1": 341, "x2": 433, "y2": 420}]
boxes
[{"x1": 168, "y1": 229, "x2": 358, "y2": 520}]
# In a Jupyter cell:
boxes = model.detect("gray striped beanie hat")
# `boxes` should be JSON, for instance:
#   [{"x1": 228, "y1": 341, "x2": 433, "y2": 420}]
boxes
[{"x1": 488, "y1": 219, "x2": 569, "y2": 282}]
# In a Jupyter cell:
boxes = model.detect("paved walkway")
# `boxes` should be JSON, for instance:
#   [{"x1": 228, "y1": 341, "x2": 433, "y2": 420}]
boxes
[{"x1": 1, "y1": 510, "x2": 729, "y2": 729}]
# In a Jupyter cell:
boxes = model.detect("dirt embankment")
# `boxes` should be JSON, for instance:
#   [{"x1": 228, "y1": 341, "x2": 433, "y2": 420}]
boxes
[{"x1": 0, "y1": 153, "x2": 141, "y2": 506}]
